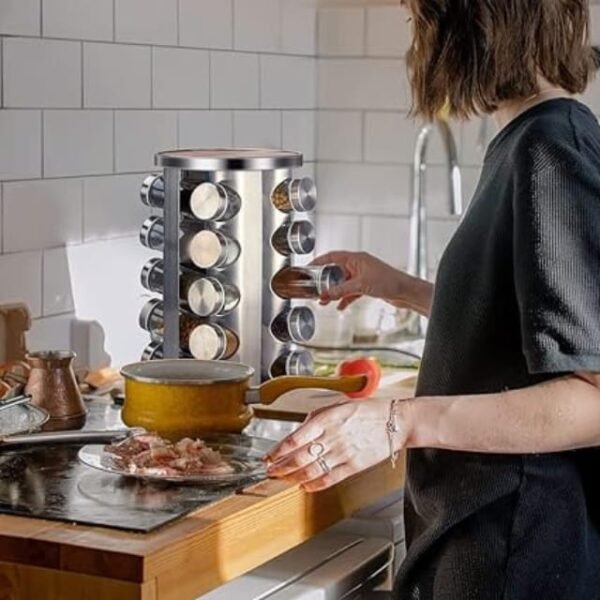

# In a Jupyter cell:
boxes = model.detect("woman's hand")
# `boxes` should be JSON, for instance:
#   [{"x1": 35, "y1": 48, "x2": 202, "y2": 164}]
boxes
[
  {"x1": 264, "y1": 399, "x2": 411, "y2": 492},
  {"x1": 312, "y1": 251, "x2": 433, "y2": 315}
]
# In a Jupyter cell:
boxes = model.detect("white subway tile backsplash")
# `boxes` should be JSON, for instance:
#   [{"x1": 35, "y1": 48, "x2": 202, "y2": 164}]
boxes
[
  {"x1": 365, "y1": 112, "x2": 413, "y2": 163},
  {"x1": 590, "y1": 5, "x2": 600, "y2": 43},
  {"x1": 83, "y1": 174, "x2": 150, "y2": 242},
  {"x1": 27, "y1": 314, "x2": 74, "y2": 351},
  {"x1": 152, "y1": 48, "x2": 209, "y2": 109},
  {"x1": 281, "y1": 0, "x2": 317, "y2": 56},
  {"x1": 115, "y1": 0, "x2": 177, "y2": 46},
  {"x1": 233, "y1": 0, "x2": 280, "y2": 53},
  {"x1": 315, "y1": 213, "x2": 361, "y2": 254},
  {"x1": 0, "y1": 110, "x2": 42, "y2": 180},
  {"x1": 179, "y1": 0, "x2": 233, "y2": 49},
  {"x1": 3, "y1": 179, "x2": 82, "y2": 252},
  {"x1": 44, "y1": 110, "x2": 113, "y2": 177},
  {"x1": 114, "y1": 110, "x2": 177, "y2": 172},
  {"x1": 43, "y1": 0, "x2": 113, "y2": 41},
  {"x1": 0, "y1": 251, "x2": 42, "y2": 317},
  {"x1": 233, "y1": 111, "x2": 281, "y2": 148},
  {"x1": 318, "y1": 8, "x2": 364, "y2": 57},
  {"x1": 317, "y1": 111, "x2": 362, "y2": 161},
  {"x1": 361, "y1": 215, "x2": 410, "y2": 268},
  {"x1": 0, "y1": 0, "x2": 40, "y2": 36},
  {"x1": 210, "y1": 52, "x2": 259, "y2": 109},
  {"x1": 283, "y1": 111, "x2": 315, "y2": 161},
  {"x1": 316, "y1": 162, "x2": 410, "y2": 216},
  {"x1": 319, "y1": 59, "x2": 410, "y2": 110},
  {"x1": 260, "y1": 55, "x2": 316, "y2": 109},
  {"x1": 84, "y1": 43, "x2": 151, "y2": 109},
  {"x1": 3, "y1": 38, "x2": 81, "y2": 108},
  {"x1": 43, "y1": 247, "x2": 75, "y2": 315},
  {"x1": 366, "y1": 6, "x2": 411, "y2": 57},
  {"x1": 365, "y1": 112, "x2": 457, "y2": 164},
  {"x1": 178, "y1": 111, "x2": 233, "y2": 148}
]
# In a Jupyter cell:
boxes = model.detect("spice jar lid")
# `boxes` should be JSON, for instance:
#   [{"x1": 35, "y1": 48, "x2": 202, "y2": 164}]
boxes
[
  {"x1": 141, "y1": 340, "x2": 163, "y2": 361},
  {"x1": 139, "y1": 298, "x2": 163, "y2": 331},
  {"x1": 316, "y1": 264, "x2": 346, "y2": 295},
  {"x1": 140, "y1": 174, "x2": 164, "y2": 208},
  {"x1": 288, "y1": 306, "x2": 316, "y2": 343},
  {"x1": 139, "y1": 216, "x2": 164, "y2": 249},
  {"x1": 187, "y1": 277, "x2": 226, "y2": 317},
  {"x1": 287, "y1": 220, "x2": 316, "y2": 255},
  {"x1": 286, "y1": 351, "x2": 314, "y2": 376},
  {"x1": 188, "y1": 324, "x2": 226, "y2": 360},
  {"x1": 140, "y1": 257, "x2": 163, "y2": 290},
  {"x1": 289, "y1": 178, "x2": 316, "y2": 213},
  {"x1": 189, "y1": 183, "x2": 227, "y2": 221}
]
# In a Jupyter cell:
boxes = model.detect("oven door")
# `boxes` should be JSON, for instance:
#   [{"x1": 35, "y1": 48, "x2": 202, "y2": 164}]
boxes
[{"x1": 197, "y1": 531, "x2": 393, "y2": 599}]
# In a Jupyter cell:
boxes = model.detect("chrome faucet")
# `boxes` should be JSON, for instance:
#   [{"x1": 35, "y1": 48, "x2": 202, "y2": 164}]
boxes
[{"x1": 406, "y1": 120, "x2": 463, "y2": 335}]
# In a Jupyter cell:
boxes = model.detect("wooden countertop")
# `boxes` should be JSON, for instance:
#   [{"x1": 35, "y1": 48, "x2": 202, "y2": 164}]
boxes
[{"x1": 0, "y1": 382, "x2": 415, "y2": 600}]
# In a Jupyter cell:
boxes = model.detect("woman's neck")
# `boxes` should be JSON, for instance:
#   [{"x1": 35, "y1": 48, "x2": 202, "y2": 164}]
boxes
[{"x1": 493, "y1": 83, "x2": 571, "y2": 130}]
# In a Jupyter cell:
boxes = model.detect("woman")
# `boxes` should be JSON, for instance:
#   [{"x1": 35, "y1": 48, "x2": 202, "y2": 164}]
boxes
[{"x1": 265, "y1": 1, "x2": 600, "y2": 598}]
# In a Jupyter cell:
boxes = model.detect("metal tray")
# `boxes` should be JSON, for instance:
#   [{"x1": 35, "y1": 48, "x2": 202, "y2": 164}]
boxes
[{"x1": 0, "y1": 403, "x2": 48, "y2": 437}]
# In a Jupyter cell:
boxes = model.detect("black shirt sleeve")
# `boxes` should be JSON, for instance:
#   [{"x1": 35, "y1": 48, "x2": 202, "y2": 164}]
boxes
[{"x1": 513, "y1": 131, "x2": 600, "y2": 374}]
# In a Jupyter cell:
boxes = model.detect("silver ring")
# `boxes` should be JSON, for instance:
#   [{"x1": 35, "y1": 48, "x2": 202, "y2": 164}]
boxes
[
  {"x1": 317, "y1": 457, "x2": 331, "y2": 475},
  {"x1": 308, "y1": 442, "x2": 325, "y2": 458}
]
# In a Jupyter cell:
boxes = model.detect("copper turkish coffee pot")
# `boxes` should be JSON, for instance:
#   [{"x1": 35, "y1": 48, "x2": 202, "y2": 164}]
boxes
[{"x1": 25, "y1": 351, "x2": 87, "y2": 431}]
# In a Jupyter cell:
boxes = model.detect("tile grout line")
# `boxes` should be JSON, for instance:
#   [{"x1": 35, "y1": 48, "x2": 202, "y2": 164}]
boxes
[
  {"x1": 150, "y1": 46, "x2": 154, "y2": 109},
  {"x1": 113, "y1": 0, "x2": 117, "y2": 42},
  {"x1": 40, "y1": 110, "x2": 45, "y2": 178},
  {"x1": 80, "y1": 41, "x2": 84, "y2": 108},
  {"x1": 112, "y1": 110, "x2": 116, "y2": 173}
]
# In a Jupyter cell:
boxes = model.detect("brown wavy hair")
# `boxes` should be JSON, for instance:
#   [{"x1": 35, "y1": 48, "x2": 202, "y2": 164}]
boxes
[{"x1": 406, "y1": 0, "x2": 597, "y2": 120}]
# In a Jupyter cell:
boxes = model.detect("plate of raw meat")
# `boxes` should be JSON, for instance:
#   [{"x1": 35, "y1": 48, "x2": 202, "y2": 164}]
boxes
[{"x1": 78, "y1": 431, "x2": 274, "y2": 484}]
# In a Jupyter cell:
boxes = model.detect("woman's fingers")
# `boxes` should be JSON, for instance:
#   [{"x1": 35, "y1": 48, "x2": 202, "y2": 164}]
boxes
[
  {"x1": 264, "y1": 418, "x2": 326, "y2": 463},
  {"x1": 302, "y1": 464, "x2": 357, "y2": 493},
  {"x1": 274, "y1": 451, "x2": 346, "y2": 484},
  {"x1": 309, "y1": 251, "x2": 349, "y2": 267}
]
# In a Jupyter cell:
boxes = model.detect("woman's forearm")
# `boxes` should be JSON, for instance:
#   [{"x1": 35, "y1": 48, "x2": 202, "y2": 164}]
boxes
[
  {"x1": 387, "y1": 274, "x2": 434, "y2": 317},
  {"x1": 399, "y1": 373, "x2": 600, "y2": 454}
]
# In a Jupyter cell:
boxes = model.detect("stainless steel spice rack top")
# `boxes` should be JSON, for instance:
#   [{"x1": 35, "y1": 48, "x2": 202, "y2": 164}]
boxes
[{"x1": 137, "y1": 148, "x2": 335, "y2": 383}]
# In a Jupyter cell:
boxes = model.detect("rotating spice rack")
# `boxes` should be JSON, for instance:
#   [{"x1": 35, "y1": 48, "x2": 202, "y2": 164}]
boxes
[{"x1": 137, "y1": 148, "x2": 324, "y2": 383}]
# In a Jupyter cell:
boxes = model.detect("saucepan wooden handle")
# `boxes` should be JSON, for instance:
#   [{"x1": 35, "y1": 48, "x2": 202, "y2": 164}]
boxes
[{"x1": 248, "y1": 375, "x2": 368, "y2": 406}]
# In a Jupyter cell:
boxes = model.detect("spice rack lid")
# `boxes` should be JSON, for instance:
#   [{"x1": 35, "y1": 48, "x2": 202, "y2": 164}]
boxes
[{"x1": 155, "y1": 148, "x2": 303, "y2": 171}]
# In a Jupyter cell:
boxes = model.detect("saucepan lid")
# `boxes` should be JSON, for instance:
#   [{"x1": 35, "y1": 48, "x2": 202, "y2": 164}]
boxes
[{"x1": 121, "y1": 359, "x2": 254, "y2": 386}]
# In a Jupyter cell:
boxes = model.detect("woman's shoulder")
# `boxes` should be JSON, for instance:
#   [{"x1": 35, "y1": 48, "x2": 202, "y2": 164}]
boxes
[{"x1": 508, "y1": 100, "x2": 600, "y2": 174}]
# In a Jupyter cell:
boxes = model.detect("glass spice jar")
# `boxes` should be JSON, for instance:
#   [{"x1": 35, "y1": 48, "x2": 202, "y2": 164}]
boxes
[
  {"x1": 271, "y1": 264, "x2": 346, "y2": 300},
  {"x1": 271, "y1": 219, "x2": 315, "y2": 256},
  {"x1": 141, "y1": 175, "x2": 241, "y2": 222},
  {"x1": 271, "y1": 177, "x2": 316, "y2": 213},
  {"x1": 270, "y1": 305, "x2": 316, "y2": 343},
  {"x1": 188, "y1": 323, "x2": 239, "y2": 361},
  {"x1": 270, "y1": 350, "x2": 314, "y2": 377},
  {"x1": 141, "y1": 258, "x2": 240, "y2": 317}
]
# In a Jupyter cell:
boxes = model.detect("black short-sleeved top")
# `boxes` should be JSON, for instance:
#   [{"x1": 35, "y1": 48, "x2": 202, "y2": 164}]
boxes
[{"x1": 394, "y1": 99, "x2": 600, "y2": 600}]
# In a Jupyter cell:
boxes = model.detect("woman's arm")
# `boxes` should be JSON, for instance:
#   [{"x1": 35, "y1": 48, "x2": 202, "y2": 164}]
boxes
[
  {"x1": 265, "y1": 372, "x2": 600, "y2": 492},
  {"x1": 386, "y1": 273, "x2": 434, "y2": 317},
  {"x1": 401, "y1": 372, "x2": 600, "y2": 454}
]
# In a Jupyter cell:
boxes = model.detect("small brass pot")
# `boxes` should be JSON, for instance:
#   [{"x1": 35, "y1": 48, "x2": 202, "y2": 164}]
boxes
[{"x1": 120, "y1": 359, "x2": 366, "y2": 439}]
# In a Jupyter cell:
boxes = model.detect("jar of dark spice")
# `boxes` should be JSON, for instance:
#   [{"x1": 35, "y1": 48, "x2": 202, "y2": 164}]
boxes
[
  {"x1": 271, "y1": 219, "x2": 315, "y2": 256},
  {"x1": 271, "y1": 305, "x2": 316, "y2": 343},
  {"x1": 141, "y1": 175, "x2": 241, "y2": 222},
  {"x1": 270, "y1": 350, "x2": 314, "y2": 377},
  {"x1": 188, "y1": 323, "x2": 239, "y2": 360},
  {"x1": 271, "y1": 264, "x2": 345, "y2": 300},
  {"x1": 271, "y1": 178, "x2": 316, "y2": 213}
]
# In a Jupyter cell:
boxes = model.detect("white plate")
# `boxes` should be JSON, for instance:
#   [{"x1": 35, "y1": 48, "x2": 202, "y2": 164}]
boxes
[
  {"x1": 78, "y1": 433, "x2": 274, "y2": 485},
  {"x1": 0, "y1": 403, "x2": 49, "y2": 437}
]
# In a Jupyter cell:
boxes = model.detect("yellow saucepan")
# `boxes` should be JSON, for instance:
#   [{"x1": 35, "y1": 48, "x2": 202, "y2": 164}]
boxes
[{"x1": 120, "y1": 359, "x2": 367, "y2": 439}]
